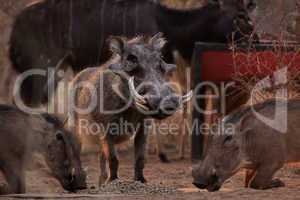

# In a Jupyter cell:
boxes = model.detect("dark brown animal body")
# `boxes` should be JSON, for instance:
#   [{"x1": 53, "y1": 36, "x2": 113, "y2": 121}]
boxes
[
  {"x1": 192, "y1": 99, "x2": 300, "y2": 191},
  {"x1": 0, "y1": 105, "x2": 86, "y2": 194},
  {"x1": 9, "y1": 0, "x2": 257, "y2": 106}
]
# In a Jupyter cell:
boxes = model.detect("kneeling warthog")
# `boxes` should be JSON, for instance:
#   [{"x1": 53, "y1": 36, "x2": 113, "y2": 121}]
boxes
[
  {"x1": 69, "y1": 33, "x2": 192, "y2": 185},
  {"x1": 0, "y1": 105, "x2": 86, "y2": 194},
  {"x1": 192, "y1": 99, "x2": 300, "y2": 191}
]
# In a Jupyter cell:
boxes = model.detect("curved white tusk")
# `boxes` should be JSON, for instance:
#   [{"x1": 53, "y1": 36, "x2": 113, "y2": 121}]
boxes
[
  {"x1": 71, "y1": 168, "x2": 75, "y2": 176},
  {"x1": 128, "y1": 77, "x2": 147, "y2": 105},
  {"x1": 182, "y1": 90, "x2": 193, "y2": 103},
  {"x1": 70, "y1": 168, "x2": 75, "y2": 182},
  {"x1": 135, "y1": 101, "x2": 150, "y2": 112},
  {"x1": 112, "y1": 82, "x2": 127, "y2": 102}
]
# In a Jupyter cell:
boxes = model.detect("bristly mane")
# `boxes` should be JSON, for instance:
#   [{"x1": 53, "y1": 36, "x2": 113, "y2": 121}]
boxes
[
  {"x1": 223, "y1": 100, "x2": 279, "y2": 125},
  {"x1": 40, "y1": 113, "x2": 64, "y2": 128}
]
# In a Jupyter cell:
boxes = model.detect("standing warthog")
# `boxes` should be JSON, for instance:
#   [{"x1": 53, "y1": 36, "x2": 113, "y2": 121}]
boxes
[
  {"x1": 0, "y1": 105, "x2": 87, "y2": 194},
  {"x1": 69, "y1": 33, "x2": 192, "y2": 185},
  {"x1": 192, "y1": 99, "x2": 300, "y2": 191}
]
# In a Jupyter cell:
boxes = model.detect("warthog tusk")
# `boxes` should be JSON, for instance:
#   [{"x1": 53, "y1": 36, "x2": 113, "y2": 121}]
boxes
[
  {"x1": 112, "y1": 82, "x2": 127, "y2": 102},
  {"x1": 83, "y1": 167, "x2": 88, "y2": 172},
  {"x1": 71, "y1": 168, "x2": 75, "y2": 182},
  {"x1": 128, "y1": 77, "x2": 147, "y2": 105},
  {"x1": 182, "y1": 90, "x2": 193, "y2": 103},
  {"x1": 135, "y1": 101, "x2": 150, "y2": 111}
]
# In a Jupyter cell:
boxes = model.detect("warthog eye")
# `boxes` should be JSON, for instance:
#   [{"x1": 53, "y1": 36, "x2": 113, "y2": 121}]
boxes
[
  {"x1": 127, "y1": 54, "x2": 138, "y2": 64},
  {"x1": 125, "y1": 54, "x2": 139, "y2": 72},
  {"x1": 223, "y1": 135, "x2": 233, "y2": 145}
]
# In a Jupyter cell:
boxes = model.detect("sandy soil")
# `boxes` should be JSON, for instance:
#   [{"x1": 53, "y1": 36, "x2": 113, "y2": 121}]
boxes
[{"x1": 1, "y1": 149, "x2": 299, "y2": 200}]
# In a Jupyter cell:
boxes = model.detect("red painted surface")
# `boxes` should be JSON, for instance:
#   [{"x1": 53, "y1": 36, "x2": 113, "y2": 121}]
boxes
[{"x1": 199, "y1": 51, "x2": 300, "y2": 82}]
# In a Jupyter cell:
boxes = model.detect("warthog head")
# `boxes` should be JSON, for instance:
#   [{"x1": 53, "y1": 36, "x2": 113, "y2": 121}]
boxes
[
  {"x1": 41, "y1": 114, "x2": 87, "y2": 192},
  {"x1": 192, "y1": 122, "x2": 243, "y2": 192},
  {"x1": 109, "y1": 33, "x2": 192, "y2": 119}
]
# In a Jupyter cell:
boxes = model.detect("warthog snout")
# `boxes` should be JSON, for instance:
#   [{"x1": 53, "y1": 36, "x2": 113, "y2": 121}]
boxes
[
  {"x1": 192, "y1": 181, "x2": 207, "y2": 189},
  {"x1": 61, "y1": 167, "x2": 87, "y2": 192},
  {"x1": 192, "y1": 174, "x2": 221, "y2": 192},
  {"x1": 128, "y1": 77, "x2": 193, "y2": 118},
  {"x1": 146, "y1": 94, "x2": 180, "y2": 116},
  {"x1": 67, "y1": 171, "x2": 87, "y2": 191},
  {"x1": 192, "y1": 159, "x2": 223, "y2": 192}
]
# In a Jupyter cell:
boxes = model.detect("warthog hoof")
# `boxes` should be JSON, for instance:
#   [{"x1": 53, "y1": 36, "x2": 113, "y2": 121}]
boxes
[
  {"x1": 135, "y1": 176, "x2": 147, "y2": 183},
  {"x1": 159, "y1": 153, "x2": 170, "y2": 163},
  {"x1": 270, "y1": 179, "x2": 285, "y2": 188},
  {"x1": 0, "y1": 183, "x2": 9, "y2": 195},
  {"x1": 99, "y1": 175, "x2": 108, "y2": 186},
  {"x1": 105, "y1": 176, "x2": 119, "y2": 184},
  {"x1": 250, "y1": 178, "x2": 285, "y2": 190}
]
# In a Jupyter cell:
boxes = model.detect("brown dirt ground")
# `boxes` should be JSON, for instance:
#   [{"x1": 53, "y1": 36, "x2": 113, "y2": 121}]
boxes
[{"x1": 1, "y1": 150, "x2": 300, "y2": 200}]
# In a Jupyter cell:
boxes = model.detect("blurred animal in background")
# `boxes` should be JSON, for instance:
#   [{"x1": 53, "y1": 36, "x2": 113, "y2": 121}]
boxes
[
  {"x1": 9, "y1": 0, "x2": 257, "y2": 106},
  {"x1": 0, "y1": 104, "x2": 86, "y2": 194}
]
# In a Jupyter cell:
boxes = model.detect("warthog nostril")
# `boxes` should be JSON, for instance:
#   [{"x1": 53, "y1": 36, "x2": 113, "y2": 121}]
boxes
[
  {"x1": 193, "y1": 182, "x2": 208, "y2": 189},
  {"x1": 160, "y1": 96, "x2": 180, "y2": 114},
  {"x1": 160, "y1": 104, "x2": 177, "y2": 114}
]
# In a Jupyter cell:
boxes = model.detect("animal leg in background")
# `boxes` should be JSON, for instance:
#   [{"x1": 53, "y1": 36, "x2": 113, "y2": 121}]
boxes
[
  {"x1": 99, "y1": 148, "x2": 108, "y2": 186},
  {"x1": 100, "y1": 137, "x2": 119, "y2": 184},
  {"x1": 134, "y1": 124, "x2": 148, "y2": 183},
  {"x1": 153, "y1": 121, "x2": 170, "y2": 163},
  {"x1": 178, "y1": 106, "x2": 188, "y2": 160},
  {"x1": 1, "y1": 158, "x2": 25, "y2": 194}
]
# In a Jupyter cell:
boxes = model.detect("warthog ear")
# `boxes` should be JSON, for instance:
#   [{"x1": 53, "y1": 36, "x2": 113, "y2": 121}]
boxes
[
  {"x1": 109, "y1": 36, "x2": 125, "y2": 55},
  {"x1": 162, "y1": 62, "x2": 176, "y2": 75},
  {"x1": 223, "y1": 134, "x2": 234, "y2": 146},
  {"x1": 150, "y1": 32, "x2": 166, "y2": 50},
  {"x1": 109, "y1": 63, "x2": 123, "y2": 72}
]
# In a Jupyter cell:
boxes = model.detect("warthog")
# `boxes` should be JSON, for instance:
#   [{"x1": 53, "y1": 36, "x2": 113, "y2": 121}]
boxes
[
  {"x1": 192, "y1": 99, "x2": 300, "y2": 191},
  {"x1": 68, "y1": 33, "x2": 192, "y2": 185},
  {"x1": 0, "y1": 105, "x2": 87, "y2": 194}
]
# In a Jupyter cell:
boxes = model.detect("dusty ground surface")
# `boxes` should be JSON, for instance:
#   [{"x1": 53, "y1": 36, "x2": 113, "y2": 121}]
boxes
[{"x1": 0, "y1": 150, "x2": 299, "y2": 200}]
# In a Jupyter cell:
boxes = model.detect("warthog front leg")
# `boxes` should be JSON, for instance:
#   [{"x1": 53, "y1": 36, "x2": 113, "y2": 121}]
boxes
[
  {"x1": 178, "y1": 106, "x2": 189, "y2": 160},
  {"x1": 245, "y1": 169, "x2": 256, "y2": 188},
  {"x1": 249, "y1": 162, "x2": 285, "y2": 189},
  {"x1": 99, "y1": 151, "x2": 108, "y2": 186},
  {"x1": 100, "y1": 139, "x2": 119, "y2": 184},
  {"x1": 134, "y1": 126, "x2": 148, "y2": 183},
  {"x1": 0, "y1": 183, "x2": 9, "y2": 195},
  {"x1": 153, "y1": 121, "x2": 169, "y2": 163},
  {"x1": 1, "y1": 160, "x2": 25, "y2": 194}
]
